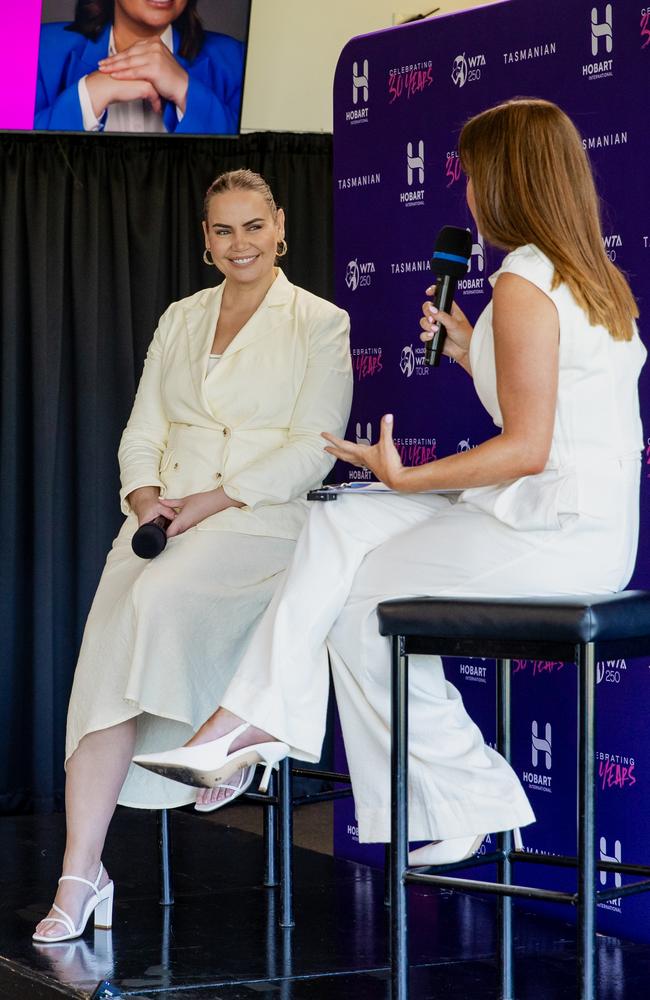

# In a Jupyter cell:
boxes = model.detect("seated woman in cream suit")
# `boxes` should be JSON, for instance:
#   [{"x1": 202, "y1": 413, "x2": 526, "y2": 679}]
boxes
[
  {"x1": 33, "y1": 169, "x2": 352, "y2": 942},
  {"x1": 134, "y1": 100, "x2": 644, "y2": 864}
]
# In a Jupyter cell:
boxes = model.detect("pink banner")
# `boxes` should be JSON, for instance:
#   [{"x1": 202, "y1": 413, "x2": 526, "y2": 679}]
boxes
[{"x1": 0, "y1": 2, "x2": 42, "y2": 130}]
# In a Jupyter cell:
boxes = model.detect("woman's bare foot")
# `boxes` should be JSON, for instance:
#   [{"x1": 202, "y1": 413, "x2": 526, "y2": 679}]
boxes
[
  {"x1": 34, "y1": 861, "x2": 111, "y2": 941},
  {"x1": 189, "y1": 709, "x2": 279, "y2": 808}
]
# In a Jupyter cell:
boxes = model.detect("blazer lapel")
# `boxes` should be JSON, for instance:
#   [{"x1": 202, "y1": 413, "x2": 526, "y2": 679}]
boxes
[
  {"x1": 183, "y1": 284, "x2": 224, "y2": 406},
  {"x1": 74, "y1": 24, "x2": 111, "y2": 77},
  {"x1": 221, "y1": 270, "x2": 294, "y2": 360}
]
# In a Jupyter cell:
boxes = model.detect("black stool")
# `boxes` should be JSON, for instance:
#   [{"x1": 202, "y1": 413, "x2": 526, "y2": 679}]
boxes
[
  {"x1": 157, "y1": 760, "x2": 352, "y2": 926},
  {"x1": 377, "y1": 591, "x2": 650, "y2": 1000}
]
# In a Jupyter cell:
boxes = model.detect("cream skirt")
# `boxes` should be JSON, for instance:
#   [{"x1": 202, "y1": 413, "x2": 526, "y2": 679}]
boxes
[{"x1": 66, "y1": 516, "x2": 294, "y2": 809}]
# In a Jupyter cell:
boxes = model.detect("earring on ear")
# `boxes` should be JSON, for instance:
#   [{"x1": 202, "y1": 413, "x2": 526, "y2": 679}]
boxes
[
  {"x1": 203, "y1": 248, "x2": 215, "y2": 266},
  {"x1": 276, "y1": 239, "x2": 288, "y2": 258}
]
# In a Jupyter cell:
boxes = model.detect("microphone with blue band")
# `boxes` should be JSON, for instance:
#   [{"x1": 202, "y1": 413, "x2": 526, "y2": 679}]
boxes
[{"x1": 425, "y1": 226, "x2": 473, "y2": 366}]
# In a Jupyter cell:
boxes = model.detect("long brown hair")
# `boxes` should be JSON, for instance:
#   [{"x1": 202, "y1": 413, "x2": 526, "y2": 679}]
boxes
[
  {"x1": 66, "y1": 0, "x2": 205, "y2": 62},
  {"x1": 458, "y1": 98, "x2": 638, "y2": 341}
]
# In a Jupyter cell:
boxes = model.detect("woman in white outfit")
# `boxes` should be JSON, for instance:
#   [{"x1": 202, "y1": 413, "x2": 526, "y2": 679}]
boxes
[
  {"x1": 33, "y1": 169, "x2": 352, "y2": 942},
  {"x1": 136, "y1": 100, "x2": 645, "y2": 868}
]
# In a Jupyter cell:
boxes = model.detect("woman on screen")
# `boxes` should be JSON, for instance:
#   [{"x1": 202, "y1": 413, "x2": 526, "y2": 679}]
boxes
[
  {"x1": 35, "y1": 0, "x2": 244, "y2": 134},
  {"x1": 133, "y1": 100, "x2": 644, "y2": 861},
  {"x1": 32, "y1": 169, "x2": 352, "y2": 942}
]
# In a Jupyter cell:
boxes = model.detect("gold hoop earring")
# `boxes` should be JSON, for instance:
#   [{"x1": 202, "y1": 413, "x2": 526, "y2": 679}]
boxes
[
  {"x1": 276, "y1": 239, "x2": 288, "y2": 258},
  {"x1": 203, "y1": 248, "x2": 215, "y2": 266}
]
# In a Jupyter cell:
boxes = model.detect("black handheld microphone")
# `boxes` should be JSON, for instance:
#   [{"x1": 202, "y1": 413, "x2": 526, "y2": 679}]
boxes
[
  {"x1": 131, "y1": 515, "x2": 171, "y2": 559},
  {"x1": 425, "y1": 226, "x2": 473, "y2": 366}
]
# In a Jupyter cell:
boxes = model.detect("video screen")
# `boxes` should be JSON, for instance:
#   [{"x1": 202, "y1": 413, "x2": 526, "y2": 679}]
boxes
[{"x1": 0, "y1": 1, "x2": 251, "y2": 135}]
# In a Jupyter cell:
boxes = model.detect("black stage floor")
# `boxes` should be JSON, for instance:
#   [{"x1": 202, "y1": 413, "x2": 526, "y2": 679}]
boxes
[{"x1": 1, "y1": 808, "x2": 649, "y2": 999}]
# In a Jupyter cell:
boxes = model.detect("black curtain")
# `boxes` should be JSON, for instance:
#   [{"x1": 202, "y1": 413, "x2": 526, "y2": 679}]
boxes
[{"x1": 0, "y1": 131, "x2": 333, "y2": 813}]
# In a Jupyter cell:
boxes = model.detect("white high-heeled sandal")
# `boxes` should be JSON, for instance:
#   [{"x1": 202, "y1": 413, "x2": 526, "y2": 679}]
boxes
[
  {"x1": 194, "y1": 764, "x2": 257, "y2": 813},
  {"x1": 32, "y1": 863, "x2": 114, "y2": 944},
  {"x1": 408, "y1": 828, "x2": 523, "y2": 866},
  {"x1": 133, "y1": 722, "x2": 288, "y2": 793}
]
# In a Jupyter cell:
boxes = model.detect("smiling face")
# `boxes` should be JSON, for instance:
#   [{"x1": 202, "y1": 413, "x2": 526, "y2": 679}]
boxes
[
  {"x1": 114, "y1": 0, "x2": 189, "y2": 31},
  {"x1": 202, "y1": 190, "x2": 286, "y2": 288}
]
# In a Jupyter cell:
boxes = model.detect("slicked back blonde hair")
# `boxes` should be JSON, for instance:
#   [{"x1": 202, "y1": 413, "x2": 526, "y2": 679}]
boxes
[
  {"x1": 203, "y1": 169, "x2": 278, "y2": 221},
  {"x1": 459, "y1": 98, "x2": 638, "y2": 341}
]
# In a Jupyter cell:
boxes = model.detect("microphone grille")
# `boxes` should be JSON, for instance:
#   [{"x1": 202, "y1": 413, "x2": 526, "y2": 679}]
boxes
[{"x1": 431, "y1": 226, "x2": 473, "y2": 278}]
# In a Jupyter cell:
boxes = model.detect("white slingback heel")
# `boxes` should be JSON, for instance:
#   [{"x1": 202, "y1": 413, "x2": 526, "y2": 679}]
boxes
[
  {"x1": 133, "y1": 723, "x2": 289, "y2": 790},
  {"x1": 33, "y1": 863, "x2": 114, "y2": 944}
]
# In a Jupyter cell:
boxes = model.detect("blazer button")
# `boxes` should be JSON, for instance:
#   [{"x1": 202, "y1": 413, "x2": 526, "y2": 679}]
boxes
[
  {"x1": 173, "y1": 463, "x2": 179, "y2": 470},
  {"x1": 215, "y1": 472, "x2": 222, "y2": 483},
  {"x1": 223, "y1": 427, "x2": 230, "y2": 437}
]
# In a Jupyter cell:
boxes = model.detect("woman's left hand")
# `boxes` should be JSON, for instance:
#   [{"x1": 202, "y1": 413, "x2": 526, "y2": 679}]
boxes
[
  {"x1": 161, "y1": 488, "x2": 243, "y2": 537},
  {"x1": 322, "y1": 414, "x2": 406, "y2": 489},
  {"x1": 99, "y1": 39, "x2": 189, "y2": 111}
]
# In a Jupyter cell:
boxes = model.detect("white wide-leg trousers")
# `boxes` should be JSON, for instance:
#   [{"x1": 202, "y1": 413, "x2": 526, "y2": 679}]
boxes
[{"x1": 221, "y1": 487, "x2": 635, "y2": 843}]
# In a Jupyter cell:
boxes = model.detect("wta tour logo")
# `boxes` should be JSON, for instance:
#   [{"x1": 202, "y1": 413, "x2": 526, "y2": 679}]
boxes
[
  {"x1": 522, "y1": 721, "x2": 553, "y2": 792},
  {"x1": 346, "y1": 60, "x2": 369, "y2": 124},
  {"x1": 584, "y1": 4, "x2": 613, "y2": 79},
  {"x1": 401, "y1": 141, "x2": 425, "y2": 207}
]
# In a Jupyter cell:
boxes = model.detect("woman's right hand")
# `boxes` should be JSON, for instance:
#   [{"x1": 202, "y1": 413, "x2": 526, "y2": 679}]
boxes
[
  {"x1": 419, "y1": 284, "x2": 474, "y2": 366},
  {"x1": 126, "y1": 486, "x2": 175, "y2": 528},
  {"x1": 85, "y1": 70, "x2": 162, "y2": 120}
]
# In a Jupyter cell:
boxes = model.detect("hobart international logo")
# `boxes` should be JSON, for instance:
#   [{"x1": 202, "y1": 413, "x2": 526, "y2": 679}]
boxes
[
  {"x1": 400, "y1": 141, "x2": 425, "y2": 207},
  {"x1": 456, "y1": 232, "x2": 484, "y2": 295},
  {"x1": 407, "y1": 140, "x2": 425, "y2": 185},
  {"x1": 345, "y1": 258, "x2": 375, "y2": 291},
  {"x1": 352, "y1": 59, "x2": 369, "y2": 103},
  {"x1": 346, "y1": 59, "x2": 369, "y2": 124},
  {"x1": 592, "y1": 4, "x2": 613, "y2": 54},
  {"x1": 459, "y1": 661, "x2": 487, "y2": 684},
  {"x1": 522, "y1": 720, "x2": 552, "y2": 793},
  {"x1": 599, "y1": 836, "x2": 623, "y2": 911},
  {"x1": 584, "y1": 4, "x2": 613, "y2": 79},
  {"x1": 451, "y1": 51, "x2": 485, "y2": 87}
]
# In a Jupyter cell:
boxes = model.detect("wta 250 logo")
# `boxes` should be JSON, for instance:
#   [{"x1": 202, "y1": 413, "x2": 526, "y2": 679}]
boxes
[
  {"x1": 345, "y1": 258, "x2": 375, "y2": 291},
  {"x1": 451, "y1": 51, "x2": 486, "y2": 87}
]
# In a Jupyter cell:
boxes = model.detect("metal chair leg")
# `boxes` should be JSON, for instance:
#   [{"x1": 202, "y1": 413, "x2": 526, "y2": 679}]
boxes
[
  {"x1": 390, "y1": 635, "x2": 409, "y2": 1000},
  {"x1": 278, "y1": 757, "x2": 294, "y2": 927},
  {"x1": 496, "y1": 659, "x2": 514, "y2": 1000},
  {"x1": 577, "y1": 642, "x2": 597, "y2": 1000},
  {"x1": 263, "y1": 769, "x2": 279, "y2": 887},
  {"x1": 158, "y1": 809, "x2": 174, "y2": 906}
]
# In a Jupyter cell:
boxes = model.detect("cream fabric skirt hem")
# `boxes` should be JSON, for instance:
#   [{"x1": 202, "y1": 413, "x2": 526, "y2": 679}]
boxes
[{"x1": 65, "y1": 516, "x2": 295, "y2": 809}]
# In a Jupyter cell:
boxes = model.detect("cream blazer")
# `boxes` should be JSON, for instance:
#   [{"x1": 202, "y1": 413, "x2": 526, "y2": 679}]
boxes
[{"x1": 118, "y1": 271, "x2": 353, "y2": 539}]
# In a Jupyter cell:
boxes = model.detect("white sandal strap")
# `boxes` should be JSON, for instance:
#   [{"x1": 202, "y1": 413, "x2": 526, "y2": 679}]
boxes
[
  {"x1": 51, "y1": 904, "x2": 76, "y2": 935},
  {"x1": 58, "y1": 862, "x2": 103, "y2": 897}
]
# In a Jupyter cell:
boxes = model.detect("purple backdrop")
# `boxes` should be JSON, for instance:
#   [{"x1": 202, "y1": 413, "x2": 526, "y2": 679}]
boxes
[{"x1": 332, "y1": 0, "x2": 650, "y2": 941}]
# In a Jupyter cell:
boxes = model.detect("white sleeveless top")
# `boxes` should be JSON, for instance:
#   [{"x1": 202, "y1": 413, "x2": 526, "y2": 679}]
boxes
[{"x1": 461, "y1": 244, "x2": 646, "y2": 530}]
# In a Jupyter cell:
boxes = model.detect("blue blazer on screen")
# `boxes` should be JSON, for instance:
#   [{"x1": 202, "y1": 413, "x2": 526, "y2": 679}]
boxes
[{"x1": 35, "y1": 22, "x2": 244, "y2": 134}]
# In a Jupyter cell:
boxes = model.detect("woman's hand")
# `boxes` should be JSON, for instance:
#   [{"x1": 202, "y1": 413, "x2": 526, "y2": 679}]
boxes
[
  {"x1": 98, "y1": 39, "x2": 189, "y2": 112},
  {"x1": 127, "y1": 486, "x2": 175, "y2": 527},
  {"x1": 322, "y1": 414, "x2": 406, "y2": 489},
  {"x1": 161, "y1": 488, "x2": 245, "y2": 538},
  {"x1": 420, "y1": 284, "x2": 474, "y2": 370},
  {"x1": 85, "y1": 70, "x2": 163, "y2": 118}
]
